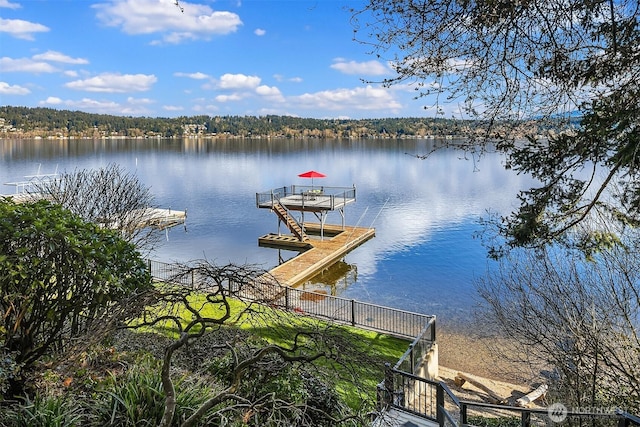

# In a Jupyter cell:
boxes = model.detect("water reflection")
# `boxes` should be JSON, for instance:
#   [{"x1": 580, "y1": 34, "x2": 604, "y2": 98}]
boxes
[
  {"x1": 0, "y1": 138, "x2": 535, "y2": 325},
  {"x1": 301, "y1": 260, "x2": 357, "y2": 296}
]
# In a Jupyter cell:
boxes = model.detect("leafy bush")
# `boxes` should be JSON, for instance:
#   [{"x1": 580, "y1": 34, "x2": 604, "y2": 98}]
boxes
[
  {"x1": 0, "y1": 199, "x2": 152, "y2": 397},
  {"x1": 0, "y1": 342, "x2": 21, "y2": 397}
]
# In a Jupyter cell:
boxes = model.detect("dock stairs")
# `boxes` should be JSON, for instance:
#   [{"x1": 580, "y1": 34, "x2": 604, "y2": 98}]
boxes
[{"x1": 272, "y1": 202, "x2": 309, "y2": 241}]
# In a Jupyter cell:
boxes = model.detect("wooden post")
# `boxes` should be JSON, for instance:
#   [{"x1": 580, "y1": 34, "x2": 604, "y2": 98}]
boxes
[
  {"x1": 618, "y1": 415, "x2": 629, "y2": 427},
  {"x1": 516, "y1": 384, "x2": 548, "y2": 407},
  {"x1": 521, "y1": 411, "x2": 531, "y2": 427}
]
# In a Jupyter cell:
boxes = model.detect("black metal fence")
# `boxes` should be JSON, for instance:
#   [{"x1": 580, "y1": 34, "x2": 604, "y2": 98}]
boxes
[
  {"x1": 456, "y1": 401, "x2": 640, "y2": 427},
  {"x1": 147, "y1": 258, "x2": 433, "y2": 340},
  {"x1": 377, "y1": 367, "x2": 463, "y2": 425},
  {"x1": 147, "y1": 259, "x2": 640, "y2": 427},
  {"x1": 393, "y1": 318, "x2": 436, "y2": 374},
  {"x1": 378, "y1": 365, "x2": 640, "y2": 427},
  {"x1": 256, "y1": 185, "x2": 357, "y2": 211}
]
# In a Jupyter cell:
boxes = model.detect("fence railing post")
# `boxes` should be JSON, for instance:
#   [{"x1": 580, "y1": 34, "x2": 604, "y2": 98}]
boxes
[
  {"x1": 431, "y1": 316, "x2": 436, "y2": 343},
  {"x1": 461, "y1": 402, "x2": 468, "y2": 426},
  {"x1": 410, "y1": 344, "x2": 415, "y2": 375},
  {"x1": 351, "y1": 299, "x2": 356, "y2": 326},
  {"x1": 436, "y1": 383, "x2": 444, "y2": 427},
  {"x1": 383, "y1": 363, "x2": 393, "y2": 408},
  {"x1": 285, "y1": 287, "x2": 290, "y2": 310}
]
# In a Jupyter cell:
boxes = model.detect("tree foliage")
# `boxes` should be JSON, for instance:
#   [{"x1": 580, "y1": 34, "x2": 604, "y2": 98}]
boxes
[
  {"x1": 353, "y1": 0, "x2": 640, "y2": 251},
  {"x1": 476, "y1": 224, "x2": 640, "y2": 412},
  {"x1": 31, "y1": 163, "x2": 160, "y2": 255},
  {"x1": 0, "y1": 105, "x2": 525, "y2": 139},
  {"x1": 0, "y1": 199, "x2": 152, "y2": 397}
]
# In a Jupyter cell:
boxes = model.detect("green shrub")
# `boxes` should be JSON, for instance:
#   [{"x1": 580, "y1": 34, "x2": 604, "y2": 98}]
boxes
[
  {"x1": 90, "y1": 353, "x2": 212, "y2": 426},
  {"x1": 0, "y1": 394, "x2": 85, "y2": 427},
  {"x1": 0, "y1": 343, "x2": 21, "y2": 397}
]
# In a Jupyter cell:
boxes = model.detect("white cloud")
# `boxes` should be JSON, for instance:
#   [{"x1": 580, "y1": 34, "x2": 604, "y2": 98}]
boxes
[
  {"x1": 65, "y1": 73, "x2": 157, "y2": 93},
  {"x1": 215, "y1": 93, "x2": 245, "y2": 102},
  {"x1": 330, "y1": 59, "x2": 391, "y2": 76},
  {"x1": 93, "y1": 0, "x2": 242, "y2": 44},
  {"x1": 0, "y1": 0, "x2": 20, "y2": 9},
  {"x1": 175, "y1": 71, "x2": 210, "y2": 80},
  {"x1": 0, "y1": 57, "x2": 57, "y2": 73},
  {"x1": 163, "y1": 105, "x2": 184, "y2": 111},
  {"x1": 0, "y1": 81, "x2": 30, "y2": 95},
  {"x1": 126, "y1": 96, "x2": 153, "y2": 105},
  {"x1": 254, "y1": 28, "x2": 265, "y2": 36},
  {"x1": 294, "y1": 85, "x2": 402, "y2": 112},
  {"x1": 32, "y1": 50, "x2": 89, "y2": 65},
  {"x1": 192, "y1": 103, "x2": 220, "y2": 113},
  {"x1": 273, "y1": 74, "x2": 302, "y2": 83},
  {"x1": 0, "y1": 17, "x2": 49, "y2": 40},
  {"x1": 255, "y1": 85, "x2": 284, "y2": 101},
  {"x1": 218, "y1": 73, "x2": 260, "y2": 89},
  {"x1": 42, "y1": 96, "x2": 63, "y2": 105}
]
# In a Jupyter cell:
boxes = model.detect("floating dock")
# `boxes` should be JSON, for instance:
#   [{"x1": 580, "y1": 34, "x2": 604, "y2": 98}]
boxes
[
  {"x1": 1, "y1": 193, "x2": 186, "y2": 232},
  {"x1": 260, "y1": 223, "x2": 375, "y2": 287},
  {"x1": 98, "y1": 207, "x2": 187, "y2": 231}
]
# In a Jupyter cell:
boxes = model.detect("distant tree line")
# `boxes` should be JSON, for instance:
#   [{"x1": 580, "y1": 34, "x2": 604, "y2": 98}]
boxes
[{"x1": 0, "y1": 106, "x2": 552, "y2": 139}]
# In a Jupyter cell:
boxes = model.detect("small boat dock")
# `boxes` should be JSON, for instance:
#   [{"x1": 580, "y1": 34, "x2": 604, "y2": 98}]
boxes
[
  {"x1": 256, "y1": 184, "x2": 374, "y2": 287},
  {"x1": 98, "y1": 207, "x2": 187, "y2": 231},
  {"x1": 3, "y1": 171, "x2": 186, "y2": 232},
  {"x1": 263, "y1": 223, "x2": 374, "y2": 287}
]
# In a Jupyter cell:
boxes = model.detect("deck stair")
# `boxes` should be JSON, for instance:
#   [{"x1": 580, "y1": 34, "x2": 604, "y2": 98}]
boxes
[{"x1": 272, "y1": 202, "x2": 308, "y2": 241}]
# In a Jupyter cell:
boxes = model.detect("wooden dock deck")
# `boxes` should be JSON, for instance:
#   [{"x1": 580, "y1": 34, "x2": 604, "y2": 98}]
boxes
[{"x1": 261, "y1": 223, "x2": 375, "y2": 287}]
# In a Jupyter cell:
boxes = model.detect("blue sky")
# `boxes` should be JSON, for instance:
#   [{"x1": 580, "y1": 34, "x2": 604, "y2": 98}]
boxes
[{"x1": 0, "y1": 0, "x2": 442, "y2": 119}]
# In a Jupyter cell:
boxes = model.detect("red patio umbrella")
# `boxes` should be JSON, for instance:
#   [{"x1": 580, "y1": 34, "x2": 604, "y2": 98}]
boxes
[{"x1": 298, "y1": 170, "x2": 326, "y2": 188}]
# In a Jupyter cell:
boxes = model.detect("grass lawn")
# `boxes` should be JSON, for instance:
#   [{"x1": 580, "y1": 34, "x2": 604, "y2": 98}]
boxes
[{"x1": 136, "y1": 291, "x2": 411, "y2": 409}]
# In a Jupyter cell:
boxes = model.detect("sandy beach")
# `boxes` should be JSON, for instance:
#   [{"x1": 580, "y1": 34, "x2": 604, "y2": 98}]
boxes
[{"x1": 436, "y1": 325, "x2": 547, "y2": 406}]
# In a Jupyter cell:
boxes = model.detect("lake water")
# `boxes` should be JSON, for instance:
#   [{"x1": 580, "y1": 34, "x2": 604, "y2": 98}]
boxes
[{"x1": 0, "y1": 138, "x2": 535, "y2": 327}]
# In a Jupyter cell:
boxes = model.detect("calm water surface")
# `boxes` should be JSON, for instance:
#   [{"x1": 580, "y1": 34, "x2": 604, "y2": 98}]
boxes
[{"x1": 0, "y1": 138, "x2": 535, "y2": 326}]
